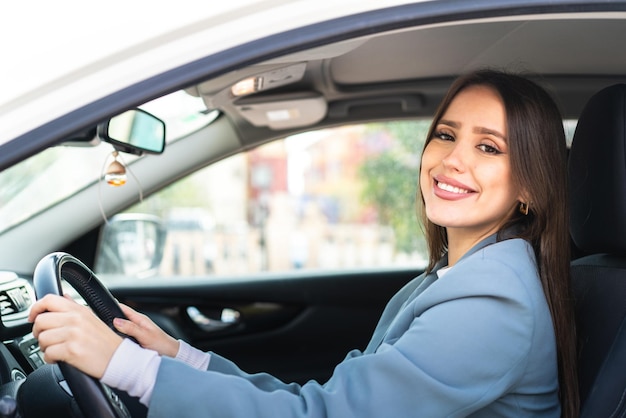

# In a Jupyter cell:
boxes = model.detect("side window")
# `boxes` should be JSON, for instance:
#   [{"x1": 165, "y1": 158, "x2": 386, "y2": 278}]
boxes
[{"x1": 95, "y1": 121, "x2": 430, "y2": 280}]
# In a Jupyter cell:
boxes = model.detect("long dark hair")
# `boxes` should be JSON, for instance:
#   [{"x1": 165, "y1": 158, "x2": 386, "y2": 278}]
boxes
[{"x1": 418, "y1": 69, "x2": 579, "y2": 417}]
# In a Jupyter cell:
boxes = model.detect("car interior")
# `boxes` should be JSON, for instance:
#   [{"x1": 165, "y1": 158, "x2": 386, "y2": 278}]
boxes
[{"x1": 1, "y1": 2, "x2": 626, "y2": 417}]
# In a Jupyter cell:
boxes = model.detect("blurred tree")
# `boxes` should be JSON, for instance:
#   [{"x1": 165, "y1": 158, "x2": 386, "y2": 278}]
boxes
[{"x1": 359, "y1": 121, "x2": 430, "y2": 254}]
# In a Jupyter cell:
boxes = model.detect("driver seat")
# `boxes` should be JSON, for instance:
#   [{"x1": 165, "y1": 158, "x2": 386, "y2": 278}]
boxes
[{"x1": 568, "y1": 83, "x2": 626, "y2": 417}]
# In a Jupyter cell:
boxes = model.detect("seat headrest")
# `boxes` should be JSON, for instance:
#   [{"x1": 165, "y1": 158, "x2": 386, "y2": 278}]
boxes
[{"x1": 569, "y1": 84, "x2": 626, "y2": 255}]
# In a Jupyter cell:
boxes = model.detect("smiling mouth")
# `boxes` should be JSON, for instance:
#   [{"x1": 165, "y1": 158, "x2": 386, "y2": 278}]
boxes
[{"x1": 436, "y1": 181, "x2": 472, "y2": 194}]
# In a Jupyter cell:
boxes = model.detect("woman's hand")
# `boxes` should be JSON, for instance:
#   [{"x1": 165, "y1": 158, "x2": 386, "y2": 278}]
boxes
[
  {"x1": 113, "y1": 304, "x2": 180, "y2": 358},
  {"x1": 28, "y1": 294, "x2": 123, "y2": 379}
]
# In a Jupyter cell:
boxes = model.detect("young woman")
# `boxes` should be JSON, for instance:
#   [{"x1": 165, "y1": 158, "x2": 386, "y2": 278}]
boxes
[{"x1": 29, "y1": 69, "x2": 579, "y2": 417}]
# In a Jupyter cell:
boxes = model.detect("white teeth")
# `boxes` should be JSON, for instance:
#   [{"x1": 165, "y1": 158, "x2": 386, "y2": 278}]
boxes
[{"x1": 437, "y1": 181, "x2": 469, "y2": 194}]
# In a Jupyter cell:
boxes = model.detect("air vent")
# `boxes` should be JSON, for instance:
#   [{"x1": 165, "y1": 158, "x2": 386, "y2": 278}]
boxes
[
  {"x1": 0, "y1": 286, "x2": 32, "y2": 316},
  {"x1": 0, "y1": 277, "x2": 35, "y2": 322}
]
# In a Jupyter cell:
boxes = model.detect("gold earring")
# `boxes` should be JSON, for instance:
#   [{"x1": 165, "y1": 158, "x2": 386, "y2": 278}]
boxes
[{"x1": 519, "y1": 202, "x2": 529, "y2": 215}]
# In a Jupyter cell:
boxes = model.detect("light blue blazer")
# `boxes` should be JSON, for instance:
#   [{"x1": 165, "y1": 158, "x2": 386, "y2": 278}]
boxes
[{"x1": 148, "y1": 235, "x2": 560, "y2": 417}]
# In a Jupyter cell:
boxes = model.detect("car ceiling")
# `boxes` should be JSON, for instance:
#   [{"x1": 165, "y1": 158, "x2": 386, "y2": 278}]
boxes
[{"x1": 186, "y1": 13, "x2": 626, "y2": 148}]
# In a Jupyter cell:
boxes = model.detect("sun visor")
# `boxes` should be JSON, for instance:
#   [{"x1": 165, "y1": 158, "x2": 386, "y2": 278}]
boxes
[{"x1": 234, "y1": 92, "x2": 327, "y2": 130}]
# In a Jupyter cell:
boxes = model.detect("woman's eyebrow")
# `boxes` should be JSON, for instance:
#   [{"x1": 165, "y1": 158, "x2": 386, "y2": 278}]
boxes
[
  {"x1": 437, "y1": 119, "x2": 507, "y2": 142},
  {"x1": 438, "y1": 119, "x2": 507, "y2": 141},
  {"x1": 474, "y1": 127, "x2": 507, "y2": 141},
  {"x1": 438, "y1": 119, "x2": 459, "y2": 128}
]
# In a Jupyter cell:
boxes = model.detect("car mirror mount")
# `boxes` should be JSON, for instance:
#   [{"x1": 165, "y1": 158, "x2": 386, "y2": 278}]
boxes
[{"x1": 98, "y1": 108, "x2": 166, "y2": 156}]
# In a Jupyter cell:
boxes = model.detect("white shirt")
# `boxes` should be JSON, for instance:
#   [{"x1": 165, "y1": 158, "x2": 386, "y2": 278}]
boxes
[{"x1": 101, "y1": 339, "x2": 210, "y2": 406}]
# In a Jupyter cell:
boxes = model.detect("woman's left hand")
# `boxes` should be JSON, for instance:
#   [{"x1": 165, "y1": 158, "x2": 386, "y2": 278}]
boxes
[{"x1": 28, "y1": 294, "x2": 123, "y2": 379}]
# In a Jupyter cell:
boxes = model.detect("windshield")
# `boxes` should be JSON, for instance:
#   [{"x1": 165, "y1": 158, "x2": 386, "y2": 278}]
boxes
[{"x1": 0, "y1": 91, "x2": 216, "y2": 234}]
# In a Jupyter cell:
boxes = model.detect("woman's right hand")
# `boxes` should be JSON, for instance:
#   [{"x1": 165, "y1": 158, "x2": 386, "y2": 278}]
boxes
[{"x1": 113, "y1": 304, "x2": 180, "y2": 358}]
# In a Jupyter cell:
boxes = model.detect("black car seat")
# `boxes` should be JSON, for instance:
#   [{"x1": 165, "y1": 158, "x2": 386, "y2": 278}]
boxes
[{"x1": 568, "y1": 83, "x2": 626, "y2": 417}]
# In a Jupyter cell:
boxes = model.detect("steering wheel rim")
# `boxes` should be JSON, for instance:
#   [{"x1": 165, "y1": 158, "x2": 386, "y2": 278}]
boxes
[{"x1": 33, "y1": 252, "x2": 132, "y2": 418}]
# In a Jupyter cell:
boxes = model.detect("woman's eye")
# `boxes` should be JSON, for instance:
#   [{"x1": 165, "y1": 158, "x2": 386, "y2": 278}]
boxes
[
  {"x1": 477, "y1": 144, "x2": 502, "y2": 154},
  {"x1": 434, "y1": 131, "x2": 454, "y2": 141}
]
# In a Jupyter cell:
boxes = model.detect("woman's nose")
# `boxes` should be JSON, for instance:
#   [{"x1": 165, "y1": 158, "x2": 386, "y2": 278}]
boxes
[{"x1": 441, "y1": 141, "x2": 468, "y2": 172}]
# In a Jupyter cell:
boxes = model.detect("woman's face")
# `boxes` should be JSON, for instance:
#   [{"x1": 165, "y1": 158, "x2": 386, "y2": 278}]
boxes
[{"x1": 420, "y1": 85, "x2": 524, "y2": 242}]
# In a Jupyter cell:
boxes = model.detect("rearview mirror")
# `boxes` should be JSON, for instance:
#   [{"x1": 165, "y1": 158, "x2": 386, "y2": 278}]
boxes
[{"x1": 99, "y1": 109, "x2": 166, "y2": 155}]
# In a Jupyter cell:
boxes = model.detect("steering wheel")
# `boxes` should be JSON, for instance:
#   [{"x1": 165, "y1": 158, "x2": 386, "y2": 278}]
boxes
[{"x1": 32, "y1": 252, "x2": 133, "y2": 418}]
